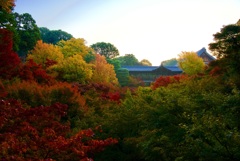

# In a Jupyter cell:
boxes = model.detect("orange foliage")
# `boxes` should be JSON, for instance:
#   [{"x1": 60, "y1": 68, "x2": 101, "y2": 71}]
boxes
[
  {"x1": 91, "y1": 54, "x2": 119, "y2": 85},
  {"x1": 0, "y1": 0, "x2": 15, "y2": 13},
  {"x1": 5, "y1": 81, "x2": 85, "y2": 108}
]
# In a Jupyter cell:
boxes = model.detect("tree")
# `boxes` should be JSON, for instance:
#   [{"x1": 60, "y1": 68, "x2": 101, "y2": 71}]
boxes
[
  {"x1": 57, "y1": 38, "x2": 93, "y2": 59},
  {"x1": 116, "y1": 68, "x2": 130, "y2": 86},
  {"x1": 0, "y1": 99, "x2": 118, "y2": 160},
  {"x1": 0, "y1": 0, "x2": 15, "y2": 13},
  {"x1": 91, "y1": 54, "x2": 119, "y2": 85},
  {"x1": 140, "y1": 59, "x2": 152, "y2": 66},
  {"x1": 14, "y1": 12, "x2": 41, "y2": 58},
  {"x1": 151, "y1": 75, "x2": 186, "y2": 89},
  {"x1": 19, "y1": 59, "x2": 54, "y2": 84},
  {"x1": 53, "y1": 54, "x2": 93, "y2": 83},
  {"x1": 39, "y1": 27, "x2": 73, "y2": 45},
  {"x1": 0, "y1": 29, "x2": 20, "y2": 79},
  {"x1": 27, "y1": 40, "x2": 64, "y2": 68},
  {"x1": 91, "y1": 42, "x2": 119, "y2": 59},
  {"x1": 161, "y1": 58, "x2": 177, "y2": 66},
  {"x1": 117, "y1": 54, "x2": 139, "y2": 66},
  {"x1": 209, "y1": 22, "x2": 240, "y2": 76},
  {"x1": 0, "y1": 2, "x2": 19, "y2": 51},
  {"x1": 177, "y1": 51, "x2": 205, "y2": 75},
  {"x1": 237, "y1": 19, "x2": 240, "y2": 26}
]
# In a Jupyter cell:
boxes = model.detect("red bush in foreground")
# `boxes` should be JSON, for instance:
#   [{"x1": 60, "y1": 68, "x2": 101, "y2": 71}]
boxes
[
  {"x1": 0, "y1": 99, "x2": 117, "y2": 161},
  {"x1": 151, "y1": 75, "x2": 186, "y2": 90}
]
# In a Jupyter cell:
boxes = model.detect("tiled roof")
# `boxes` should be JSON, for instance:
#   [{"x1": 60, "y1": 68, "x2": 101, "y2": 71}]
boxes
[
  {"x1": 121, "y1": 66, "x2": 159, "y2": 72},
  {"x1": 164, "y1": 66, "x2": 182, "y2": 72},
  {"x1": 122, "y1": 65, "x2": 182, "y2": 72},
  {"x1": 196, "y1": 47, "x2": 215, "y2": 60}
]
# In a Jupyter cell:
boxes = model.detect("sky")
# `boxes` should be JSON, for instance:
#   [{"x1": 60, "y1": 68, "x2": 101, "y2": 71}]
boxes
[{"x1": 14, "y1": 0, "x2": 240, "y2": 65}]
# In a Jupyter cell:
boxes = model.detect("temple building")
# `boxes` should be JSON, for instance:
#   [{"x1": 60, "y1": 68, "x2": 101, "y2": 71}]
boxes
[{"x1": 122, "y1": 47, "x2": 215, "y2": 85}]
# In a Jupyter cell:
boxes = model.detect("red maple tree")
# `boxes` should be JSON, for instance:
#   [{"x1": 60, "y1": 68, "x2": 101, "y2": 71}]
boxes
[
  {"x1": 0, "y1": 29, "x2": 21, "y2": 79},
  {"x1": 0, "y1": 99, "x2": 118, "y2": 160}
]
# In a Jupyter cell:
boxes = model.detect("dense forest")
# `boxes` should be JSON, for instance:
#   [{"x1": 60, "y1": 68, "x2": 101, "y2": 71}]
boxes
[{"x1": 1, "y1": 1, "x2": 240, "y2": 160}]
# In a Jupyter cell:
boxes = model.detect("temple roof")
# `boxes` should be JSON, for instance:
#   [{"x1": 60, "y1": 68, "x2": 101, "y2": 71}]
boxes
[
  {"x1": 196, "y1": 47, "x2": 215, "y2": 61},
  {"x1": 122, "y1": 65, "x2": 182, "y2": 72},
  {"x1": 121, "y1": 66, "x2": 159, "y2": 72}
]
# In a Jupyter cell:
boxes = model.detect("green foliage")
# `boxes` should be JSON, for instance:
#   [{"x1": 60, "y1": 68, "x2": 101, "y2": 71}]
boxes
[
  {"x1": 209, "y1": 22, "x2": 240, "y2": 88},
  {"x1": 116, "y1": 54, "x2": 139, "y2": 66},
  {"x1": 91, "y1": 42, "x2": 119, "y2": 59},
  {"x1": 116, "y1": 68, "x2": 129, "y2": 86},
  {"x1": 39, "y1": 27, "x2": 73, "y2": 44},
  {"x1": 107, "y1": 58, "x2": 121, "y2": 70},
  {"x1": 0, "y1": 9, "x2": 19, "y2": 51},
  {"x1": 14, "y1": 12, "x2": 41, "y2": 58},
  {"x1": 161, "y1": 58, "x2": 177, "y2": 66}
]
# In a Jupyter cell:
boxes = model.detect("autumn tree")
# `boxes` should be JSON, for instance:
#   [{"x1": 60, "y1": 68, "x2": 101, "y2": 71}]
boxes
[
  {"x1": 39, "y1": 27, "x2": 73, "y2": 45},
  {"x1": 91, "y1": 54, "x2": 119, "y2": 86},
  {"x1": 151, "y1": 75, "x2": 186, "y2": 89},
  {"x1": 0, "y1": 0, "x2": 15, "y2": 13},
  {"x1": 91, "y1": 42, "x2": 119, "y2": 59},
  {"x1": 57, "y1": 38, "x2": 93, "y2": 58},
  {"x1": 19, "y1": 59, "x2": 54, "y2": 84},
  {"x1": 140, "y1": 59, "x2": 152, "y2": 66},
  {"x1": 0, "y1": 29, "x2": 20, "y2": 79},
  {"x1": 27, "y1": 40, "x2": 64, "y2": 68},
  {"x1": 177, "y1": 51, "x2": 205, "y2": 75},
  {"x1": 53, "y1": 54, "x2": 93, "y2": 83},
  {"x1": 0, "y1": 99, "x2": 118, "y2": 160}
]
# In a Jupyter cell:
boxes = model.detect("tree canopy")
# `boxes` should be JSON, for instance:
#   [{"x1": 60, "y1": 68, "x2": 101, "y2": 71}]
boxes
[
  {"x1": 57, "y1": 38, "x2": 92, "y2": 58},
  {"x1": 27, "y1": 40, "x2": 64, "y2": 68},
  {"x1": 39, "y1": 27, "x2": 73, "y2": 45},
  {"x1": 208, "y1": 21, "x2": 240, "y2": 88},
  {"x1": 116, "y1": 54, "x2": 139, "y2": 66},
  {"x1": 90, "y1": 42, "x2": 119, "y2": 59},
  {"x1": 14, "y1": 12, "x2": 41, "y2": 58},
  {"x1": 0, "y1": 0, "x2": 15, "y2": 13},
  {"x1": 91, "y1": 54, "x2": 119, "y2": 86},
  {"x1": 177, "y1": 51, "x2": 205, "y2": 75},
  {"x1": 140, "y1": 59, "x2": 152, "y2": 66},
  {"x1": 161, "y1": 58, "x2": 177, "y2": 66}
]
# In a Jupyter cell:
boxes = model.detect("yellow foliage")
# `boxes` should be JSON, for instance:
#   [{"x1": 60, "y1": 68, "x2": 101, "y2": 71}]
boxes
[
  {"x1": 91, "y1": 54, "x2": 119, "y2": 85},
  {"x1": 53, "y1": 54, "x2": 93, "y2": 83},
  {"x1": 27, "y1": 40, "x2": 64, "y2": 68},
  {"x1": 57, "y1": 38, "x2": 93, "y2": 58},
  {"x1": 178, "y1": 51, "x2": 205, "y2": 75}
]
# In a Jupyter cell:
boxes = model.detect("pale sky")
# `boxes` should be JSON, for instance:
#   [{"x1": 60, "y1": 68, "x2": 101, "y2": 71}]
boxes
[{"x1": 14, "y1": 0, "x2": 240, "y2": 65}]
